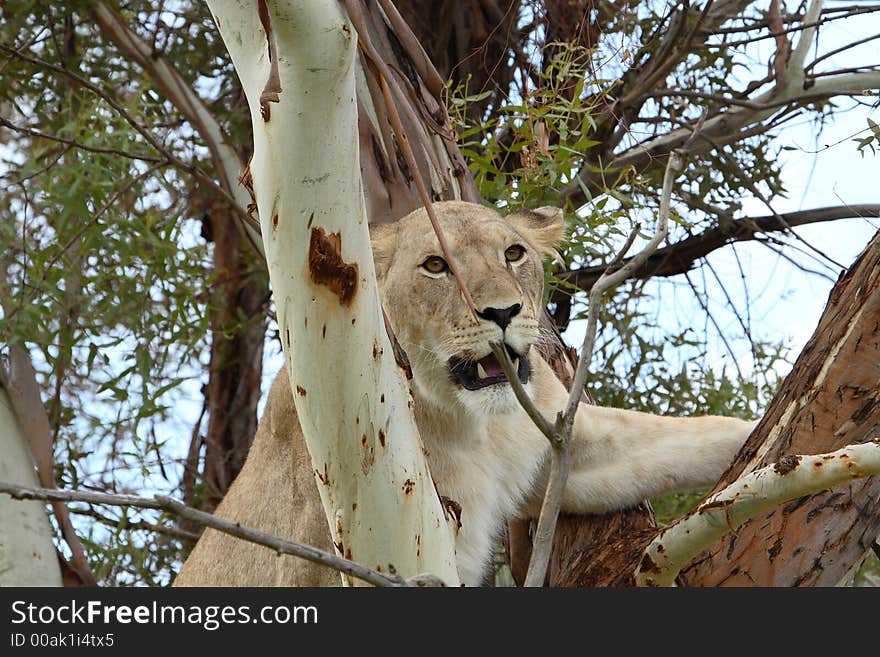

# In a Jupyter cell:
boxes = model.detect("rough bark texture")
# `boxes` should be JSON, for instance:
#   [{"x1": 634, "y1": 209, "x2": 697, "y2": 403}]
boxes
[
  {"x1": 548, "y1": 505, "x2": 657, "y2": 586},
  {"x1": 680, "y1": 231, "x2": 880, "y2": 586},
  {"x1": 395, "y1": 0, "x2": 521, "y2": 126},
  {"x1": 540, "y1": 231, "x2": 880, "y2": 587}
]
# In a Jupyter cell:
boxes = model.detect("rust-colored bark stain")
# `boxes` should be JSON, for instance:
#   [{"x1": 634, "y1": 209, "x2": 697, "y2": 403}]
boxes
[
  {"x1": 402, "y1": 478, "x2": 415, "y2": 495},
  {"x1": 679, "y1": 233, "x2": 880, "y2": 587},
  {"x1": 307, "y1": 227, "x2": 359, "y2": 306},
  {"x1": 638, "y1": 552, "x2": 661, "y2": 576},
  {"x1": 295, "y1": 385, "x2": 307, "y2": 396},
  {"x1": 378, "y1": 429, "x2": 386, "y2": 447}
]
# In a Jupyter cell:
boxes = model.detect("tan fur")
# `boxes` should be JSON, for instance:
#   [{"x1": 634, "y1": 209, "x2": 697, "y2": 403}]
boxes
[
  {"x1": 175, "y1": 201, "x2": 754, "y2": 587},
  {"x1": 174, "y1": 371, "x2": 338, "y2": 586}
]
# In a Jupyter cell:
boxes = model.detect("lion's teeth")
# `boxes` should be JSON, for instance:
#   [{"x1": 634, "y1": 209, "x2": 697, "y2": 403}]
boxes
[{"x1": 477, "y1": 363, "x2": 488, "y2": 379}]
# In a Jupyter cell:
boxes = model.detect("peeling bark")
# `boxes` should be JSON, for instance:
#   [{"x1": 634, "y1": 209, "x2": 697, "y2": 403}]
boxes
[
  {"x1": 351, "y1": 0, "x2": 480, "y2": 225},
  {"x1": 680, "y1": 231, "x2": 880, "y2": 586}
]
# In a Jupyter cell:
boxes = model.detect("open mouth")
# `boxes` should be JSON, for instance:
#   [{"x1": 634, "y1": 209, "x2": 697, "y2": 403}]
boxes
[{"x1": 448, "y1": 345, "x2": 531, "y2": 391}]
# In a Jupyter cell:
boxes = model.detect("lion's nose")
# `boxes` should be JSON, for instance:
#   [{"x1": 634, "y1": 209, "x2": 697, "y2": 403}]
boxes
[{"x1": 477, "y1": 303, "x2": 522, "y2": 331}]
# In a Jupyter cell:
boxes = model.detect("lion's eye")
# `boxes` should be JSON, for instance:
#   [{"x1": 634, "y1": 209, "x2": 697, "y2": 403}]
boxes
[
  {"x1": 421, "y1": 256, "x2": 448, "y2": 275},
  {"x1": 505, "y1": 244, "x2": 526, "y2": 264}
]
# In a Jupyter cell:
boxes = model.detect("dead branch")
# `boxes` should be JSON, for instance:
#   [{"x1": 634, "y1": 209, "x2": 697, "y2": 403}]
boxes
[
  {"x1": 561, "y1": 204, "x2": 880, "y2": 292},
  {"x1": 0, "y1": 481, "x2": 414, "y2": 588},
  {"x1": 635, "y1": 439, "x2": 880, "y2": 586}
]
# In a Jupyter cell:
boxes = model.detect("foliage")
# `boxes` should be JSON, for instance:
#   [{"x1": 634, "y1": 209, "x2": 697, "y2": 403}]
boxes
[{"x1": 0, "y1": 0, "x2": 244, "y2": 584}]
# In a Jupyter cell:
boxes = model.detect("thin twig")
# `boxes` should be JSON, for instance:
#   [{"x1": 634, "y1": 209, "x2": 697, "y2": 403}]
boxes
[
  {"x1": 561, "y1": 203, "x2": 880, "y2": 292},
  {"x1": 68, "y1": 505, "x2": 200, "y2": 544},
  {"x1": 0, "y1": 116, "x2": 164, "y2": 163},
  {"x1": 0, "y1": 43, "x2": 252, "y2": 230},
  {"x1": 0, "y1": 482, "x2": 409, "y2": 588},
  {"x1": 494, "y1": 113, "x2": 699, "y2": 587},
  {"x1": 489, "y1": 344, "x2": 555, "y2": 440},
  {"x1": 528, "y1": 151, "x2": 684, "y2": 588},
  {"x1": 42, "y1": 162, "x2": 168, "y2": 275}
]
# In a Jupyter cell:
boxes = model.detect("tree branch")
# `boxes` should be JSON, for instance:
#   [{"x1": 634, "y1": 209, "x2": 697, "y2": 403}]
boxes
[
  {"x1": 562, "y1": 67, "x2": 880, "y2": 208},
  {"x1": 0, "y1": 116, "x2": 164, "y2": 163},
  {"x1": 0, "y1": 259, "x2": 96, "y2": 586},
  {"x1": 495, "y1": 144, "x2": 685, "y2": 587},
  {"x1": 561, "y1": 204, "x2": 880, "y2": 292},
  {"x1": 635, "y1": 439, "x2": 880, "y2": 587},
  {"x1": 89, "y1": 2, "x2": 263, "y2": 252},
  {"x1": 0, "y1": 42, "x2": 256, "y2": 237},
  {"x1": 0, "y1": 482, "x2": 414, "y2": 588}
]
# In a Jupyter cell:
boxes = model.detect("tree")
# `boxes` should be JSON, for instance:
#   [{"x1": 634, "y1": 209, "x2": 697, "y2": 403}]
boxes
[
  {"x1": 0, "y1": 383, "x2": 61, "y2": 586},
  {"x1": 0, "y1": 0, "x2": 877, "y2": 585}
]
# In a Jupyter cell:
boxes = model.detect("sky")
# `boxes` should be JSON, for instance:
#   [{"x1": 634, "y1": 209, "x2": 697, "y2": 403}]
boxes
[{"x1": 561, "y1": 5, "x2": 879, "y2": 386}]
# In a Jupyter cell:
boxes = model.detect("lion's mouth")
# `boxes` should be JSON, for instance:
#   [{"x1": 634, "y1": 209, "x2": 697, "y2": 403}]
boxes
[{"x1": 448, "y1": 345, "x2": 531, "y2": 391}]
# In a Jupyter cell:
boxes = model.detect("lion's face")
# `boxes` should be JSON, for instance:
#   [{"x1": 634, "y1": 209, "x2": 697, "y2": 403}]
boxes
[{"x1": 371, "y1": 201, "x2": 563, "y2": 417}]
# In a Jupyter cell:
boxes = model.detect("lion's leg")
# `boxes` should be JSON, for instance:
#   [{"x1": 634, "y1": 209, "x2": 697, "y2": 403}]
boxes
[
  {"x1": 523, "y1": 356, "x2": 755, "y2": 516},
  {"x1": 559, "y1": 404, "x2": 755, "y2": 514}
]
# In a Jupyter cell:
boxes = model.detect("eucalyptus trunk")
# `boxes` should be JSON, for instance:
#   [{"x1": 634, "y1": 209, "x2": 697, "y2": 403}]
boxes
[
  {"x1": 206, "y1": 0, "x2": 460, "y2": 585},
  {"x1": 0, "y1": 385, "x2": 62, "y2": 586}
]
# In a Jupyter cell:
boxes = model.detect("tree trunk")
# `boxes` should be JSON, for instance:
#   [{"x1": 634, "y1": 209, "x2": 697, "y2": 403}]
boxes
[
  {"x1": 547, "y1": 231, "x2": 880, "y2": 586},
  {"x1": 181, "y1": 197, "x2": 268, "y2": 520},
  {"x1": 681, "y1": 231, "x2": 880, "y2": 586},
  {"x1": 200, "y1": 200, "x2": 267, "y2": 511},
  {"x1": 0, "y1": 385, "x2": 62, "y2": 586},
  {"x1": 207, "y1": 0, "x2": 460, "y2": 585}
]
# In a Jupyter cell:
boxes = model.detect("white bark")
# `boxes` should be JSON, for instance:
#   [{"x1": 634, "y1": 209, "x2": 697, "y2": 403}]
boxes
[
  {"x1": 205, "y1": 1, "x2": 459, "y2": 585},
  {"x1": 0, "y1": 386, "x2": 62, "y2": 586},
  {"x1": 635, "y1": 440, "x2": 880, "y2": 587}
]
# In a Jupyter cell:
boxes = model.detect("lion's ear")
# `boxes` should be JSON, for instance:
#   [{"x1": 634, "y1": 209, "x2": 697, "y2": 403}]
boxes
[
  {"x1": 506, "y1": 206, "x2": 565, "y2": 259},
  {"x1": 369, "y1": 221, "x2": 400, "y2": 280}
]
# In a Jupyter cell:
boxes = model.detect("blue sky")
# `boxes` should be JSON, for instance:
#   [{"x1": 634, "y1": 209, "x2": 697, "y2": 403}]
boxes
[{"x1": 561, "y1": 5, "x2": 879, "y2": 387}]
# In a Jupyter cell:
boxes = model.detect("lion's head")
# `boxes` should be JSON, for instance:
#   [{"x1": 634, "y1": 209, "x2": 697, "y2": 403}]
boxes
[{"x1": 371, "y1": 201, "x2": 564, "y2": 417}]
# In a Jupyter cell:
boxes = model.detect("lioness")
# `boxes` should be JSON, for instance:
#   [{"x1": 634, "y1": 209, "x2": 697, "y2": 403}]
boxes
[{"x1": 175, "y1": 201, "x2": 753, "y2": 587}]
